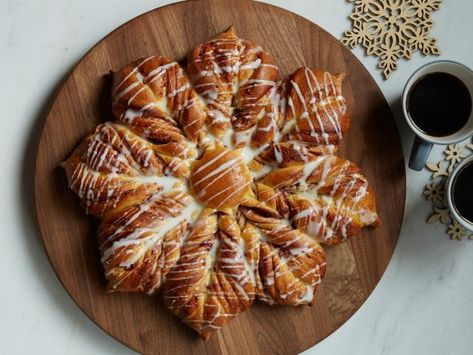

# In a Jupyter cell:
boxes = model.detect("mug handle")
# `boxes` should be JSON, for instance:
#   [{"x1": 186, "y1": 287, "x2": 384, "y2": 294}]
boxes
[{"x1": 409, "y1": 136, "x2": 433, "y2": 171}]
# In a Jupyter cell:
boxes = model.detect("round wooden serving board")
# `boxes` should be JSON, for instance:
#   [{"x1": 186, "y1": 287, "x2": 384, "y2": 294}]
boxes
[{"x1": 34, "y1": 1, "x2": 406, "y2": 354}]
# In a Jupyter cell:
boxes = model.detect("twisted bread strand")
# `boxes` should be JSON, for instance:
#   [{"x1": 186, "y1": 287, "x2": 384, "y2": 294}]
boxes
[
  {"x1": 61, "y1": 122, "x2": 193, "y2": 215},
  {"x1": 99, "y1": 190, "x2": 198, "y2": 294},
  {"x1": 163, "y1": 211, "x2": 255, "y2": 340},
  {"x1": 112, "y1": 56, "x2": 207, "y2": 143},
  {"x1": 260, "y1": 155, "x2": 380, "y2": 245},
  {"x1": 284, "y1": 67, "x2": 349, "y2": 154},
  {"x1": 187, "y1": 26, "x2": 279, "y2": 139},
  {"x1": 240, "y1": 205, "x2": 326, "y2": 306}
]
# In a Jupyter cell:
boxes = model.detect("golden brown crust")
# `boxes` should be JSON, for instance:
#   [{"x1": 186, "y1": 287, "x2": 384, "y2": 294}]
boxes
[
  {"x1": 189, "y1": 144, "x2": 252, "y2": 209},
  {"x1": 112, "y1": 56, "x2": 207, "y2": 143},
  {"x1": 61, "y1": 121, "x2": 200, "y2": 293},
  {"x1": 240, "y1": 208, "x2": 326, "y2": 306},
  {"x1": 187, "y1": 26, "x2": 279, "y2": 138},
  {"x1": 163, "y1": 211, "x2": 255, "y2": 340},
  {"x1": 260, "y1": 155, "x2": 380, "y2": 245},
  {"x1": 284, "y1": 67, "x2": 349, "y2": 154},
  {"x1": 99, "y1": 191, "x2": 193, "y2": 294},
  {"x1": 61, "y1": 27, "x2": 380, "y2": 340},
  {"x1": 250, "y1": 81, "x2": 287, "y2": 149}
]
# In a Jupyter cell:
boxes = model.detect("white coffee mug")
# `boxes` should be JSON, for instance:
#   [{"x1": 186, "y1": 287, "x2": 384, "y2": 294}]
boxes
[
  {"x1": 402, "y1": 60, "x2": 473, "y2": 171},
  {"x1": 446, "y1": 154, "x2": 473, "y2": 232}
]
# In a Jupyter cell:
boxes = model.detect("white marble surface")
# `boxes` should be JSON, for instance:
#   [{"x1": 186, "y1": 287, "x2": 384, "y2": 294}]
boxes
[{"x1": 1, "y1": 0, "x2": 472, "y2": 354}]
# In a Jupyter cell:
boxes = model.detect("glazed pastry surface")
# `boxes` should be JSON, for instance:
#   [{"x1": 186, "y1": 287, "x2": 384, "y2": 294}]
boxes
[{"x1": 62, "y1": 26, "x2": 380, "y2": 340}]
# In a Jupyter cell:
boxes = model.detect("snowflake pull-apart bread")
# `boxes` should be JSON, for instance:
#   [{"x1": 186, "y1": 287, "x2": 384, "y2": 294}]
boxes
[{"x1": 61, "y1": 26, "x2": 380, "y2": 340}]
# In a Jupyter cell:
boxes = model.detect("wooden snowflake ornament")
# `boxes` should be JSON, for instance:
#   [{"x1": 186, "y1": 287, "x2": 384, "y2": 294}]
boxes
[
  {"x1": 342, "y1": 0, "x2": 442, "y2": 79},
  {"x1": 425, "y1": 141, "x2": 473, "y2": 241}
]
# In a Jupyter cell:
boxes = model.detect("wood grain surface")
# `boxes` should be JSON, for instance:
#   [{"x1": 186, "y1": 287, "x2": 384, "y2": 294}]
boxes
[{"x1": 34, "y1": 0, "x2": 406, "y2": 353}]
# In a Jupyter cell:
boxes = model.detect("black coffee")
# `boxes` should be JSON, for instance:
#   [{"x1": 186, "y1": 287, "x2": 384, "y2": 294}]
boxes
[
  {"x1": 453, "y1": 162, "x2": 473, "y2": 223},
  {"x1": 407, "y1": 72, "x2": 471, "y2": 136}
]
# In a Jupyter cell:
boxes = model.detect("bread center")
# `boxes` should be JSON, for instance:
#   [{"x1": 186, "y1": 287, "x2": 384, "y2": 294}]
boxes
[{"x1": 189, "y1": 145, "x2": 251, "y2": 209}]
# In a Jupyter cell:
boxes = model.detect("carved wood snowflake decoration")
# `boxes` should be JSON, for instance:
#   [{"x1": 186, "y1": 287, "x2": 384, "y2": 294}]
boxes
[
  {"x1": 425, "y1": 141, "x2": 473, "y2": 241},
  {"x1": 448, "y1": 220, "x2": 468, "y2": 241},
  {"x1": 342, "y1": 0, "x2": 442, "y2": 79}
]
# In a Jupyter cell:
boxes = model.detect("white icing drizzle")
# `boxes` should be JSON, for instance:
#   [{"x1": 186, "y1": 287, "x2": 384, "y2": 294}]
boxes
[
  {"x1": 114, "y1": 56, "x2": 155, "y2": 92},
  {"x1": 102, "y1": 191, "x2": 203, "y2": 269},
  {"x1": 194, "y1": 157, "x2": 240, "y2": 189},
  {"x1": 66, "y1": 30, "x2": 380, "y2": 329},
  {"x1": 192, "y1": 149, "x2": 228, "y2": 176},
  {"x1": 114, "y1": 61, "x2": 179, "y2": 110},
  {"x1": 273, "y1": 144, "x2": 283, "y2": 164},
  {"x1": 252, "y1": 165, "x2": 273, "y2": 180},
  {"x1": 283, "y1": 68, "x2": 347, "y2": 145},
  {"x1": 115, "y1": 60, "x2": 185, "y2": 125},
  {"x1": 215, "y1": 181, "x2": 252, "y2": 208},
  {"x1": 209, "y1": 109, "x2": 228, "y2": 123},
  {"x1": 234, "y1": 129, "x2": 253, "y2": 147},
  {"x1": 298, "y1": 285, "x2": 315, "y2": 304},
  {"x1": 168, "y1": 82, "x2": 191, "y2": 98},
  {"x1": 300, "y1": 156, "x2": 326, "y2": 182},
  {"x1": 244, "y1": 79, "x2": 276, "y2": 88},
  {"x1": 146, "y1": 62, "x2": 178, "y2": 84},
  {"x1": 288, "y1": 153, "x2": 376, "y2": 242},
  {"x1": 240, "y1": 58, "x2": 262, "y2": 71},
  {"x1": 135, "y1": 174, "x2": 183, "y2": 190},
  {"x1": 219, "y1": 129, "x2": 233, "y2": 148},
  {"x1": 280, "y1": 116, "x2": 298, "y2": 136},
  {"x1": 290, "y1": 79, "x2": 309, "y2": 115},
  {"x1": 239, "y1": 143, "x2": 269, "y2": 165},
  {"x1": 127, "y1": 86, "x2": 146, "y2": 106},
  {"x1": 114, "y1": 81, "x2": 140, "y2": 104}
]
